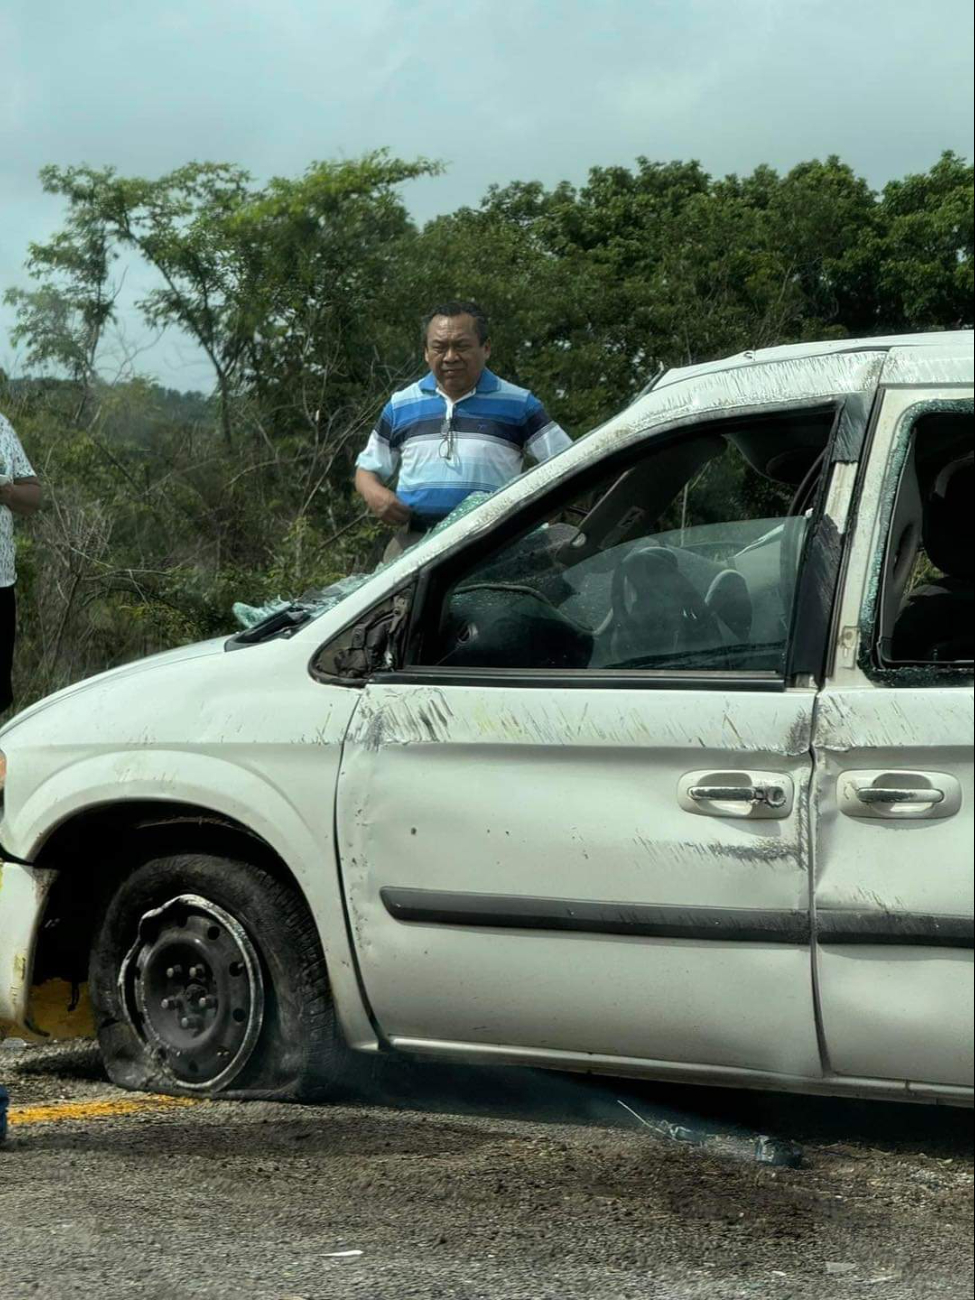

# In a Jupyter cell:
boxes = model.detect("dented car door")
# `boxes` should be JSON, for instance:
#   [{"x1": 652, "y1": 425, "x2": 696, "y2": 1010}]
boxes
[{"x1": 339, "y1": 683, "x2": 820, "y2": 1077}]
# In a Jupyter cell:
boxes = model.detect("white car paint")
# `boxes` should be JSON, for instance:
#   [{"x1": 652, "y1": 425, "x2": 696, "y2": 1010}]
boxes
[
  {"x1": 338, "y1": 683, "x2": 822, "y2": 1079},
  {"x1": 1, "y1": 331, "x2": 971, "y2": 1104}
]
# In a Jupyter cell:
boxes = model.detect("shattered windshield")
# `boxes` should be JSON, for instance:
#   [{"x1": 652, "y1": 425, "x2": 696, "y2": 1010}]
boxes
[{"x1": 230, "y1": 490, "x2": 496, "y2": 640}]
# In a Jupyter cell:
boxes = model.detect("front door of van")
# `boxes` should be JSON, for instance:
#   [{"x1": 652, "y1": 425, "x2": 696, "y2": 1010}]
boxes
[{"x1": 335, "y1": 404, "x2": 859, "y2": 1081}]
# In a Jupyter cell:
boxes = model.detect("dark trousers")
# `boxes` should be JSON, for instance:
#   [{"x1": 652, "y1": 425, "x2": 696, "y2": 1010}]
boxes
[
  {"x1": 380, "y1": 515, "x2": 441, "y2": 565},
  {"x1": 381, "y1": 526, "x2": 431, "y2": 564},
  {"x1": 0, "y1": 585, "x2": 16, "y2": 713}
]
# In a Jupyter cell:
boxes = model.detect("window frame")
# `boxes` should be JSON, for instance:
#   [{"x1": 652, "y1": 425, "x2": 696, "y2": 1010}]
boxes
[
  {"x1": 852, "y1": 392, "x2": 974, "y2": 688},
  {"x1": 373, "y1": 400, "x2": 851, "y2": 692}
]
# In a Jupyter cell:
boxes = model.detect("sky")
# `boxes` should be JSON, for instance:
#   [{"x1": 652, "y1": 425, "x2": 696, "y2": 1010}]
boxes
[{"x1": 2, "y1": 0, "x2": 973, "y2": 392}]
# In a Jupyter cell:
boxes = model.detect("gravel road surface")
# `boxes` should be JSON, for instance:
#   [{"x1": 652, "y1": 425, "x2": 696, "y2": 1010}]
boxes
[{"x1": 2, "y1": 1040, "x2": 972, "y2": 1299}]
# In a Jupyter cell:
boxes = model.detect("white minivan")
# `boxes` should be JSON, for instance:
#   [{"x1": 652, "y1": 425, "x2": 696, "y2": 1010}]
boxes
[{"x1": 1, "y1": 331, "x2": 972, "y2": 1106}]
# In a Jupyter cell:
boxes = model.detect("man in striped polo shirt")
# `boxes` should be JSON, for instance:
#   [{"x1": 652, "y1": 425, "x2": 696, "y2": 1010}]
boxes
[{"x1": 355, "y1": 301, "x2": 571, "y2": 560}]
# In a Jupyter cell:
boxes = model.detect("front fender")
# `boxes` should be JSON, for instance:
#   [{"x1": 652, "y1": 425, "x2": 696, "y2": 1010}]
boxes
[
  {"x1": 4, "y1": 743, "x2": 378, "y2": 1052},
  {"x1": 16, "y1": 747, "x2": 324, "y2": 864}
]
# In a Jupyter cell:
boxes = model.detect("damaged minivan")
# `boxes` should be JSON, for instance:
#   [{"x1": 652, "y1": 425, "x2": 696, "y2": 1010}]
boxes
[{"x1": 1, "y1": 331, "x2": 972, "y2": 1106}]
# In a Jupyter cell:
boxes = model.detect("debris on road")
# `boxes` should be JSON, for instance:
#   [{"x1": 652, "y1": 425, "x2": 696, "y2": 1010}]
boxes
[
  {"x1": 754, "y1": 1133, "x2": 804, "y2": 1167},
  {"x1": 618, "y1": 1098, "x2": 804, "y2": 1168}
]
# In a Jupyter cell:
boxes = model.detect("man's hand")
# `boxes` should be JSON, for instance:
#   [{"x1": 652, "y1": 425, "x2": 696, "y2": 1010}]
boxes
[
  {"x1": 0, "y1": 478, "x2": 41, "y2": 517},
  {"x1": 371, "y1": 491, "x2": 412, "y2": 526},
  {"x1": 355, "y1": 469, "x2": 411, "y2": 526}
]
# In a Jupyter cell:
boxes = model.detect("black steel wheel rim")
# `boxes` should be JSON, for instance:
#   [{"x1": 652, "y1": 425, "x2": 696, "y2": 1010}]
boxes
[{"x1": 120, "y1": 894, "x2": 265, "y2": 1091}]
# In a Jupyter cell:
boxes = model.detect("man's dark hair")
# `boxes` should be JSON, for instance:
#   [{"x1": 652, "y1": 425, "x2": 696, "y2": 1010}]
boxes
[{"x1": 421, "y1": 300, "x2": 490, "y2": 345}]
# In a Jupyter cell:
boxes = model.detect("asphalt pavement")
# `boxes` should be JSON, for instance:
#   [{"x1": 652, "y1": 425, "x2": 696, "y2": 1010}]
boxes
[{"x1": 2, "y1": 1039, "x2": 972, "y2": 1299}]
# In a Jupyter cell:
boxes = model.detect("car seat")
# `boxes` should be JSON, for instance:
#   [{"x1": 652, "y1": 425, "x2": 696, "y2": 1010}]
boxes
[{"x1": 891, "y1": 455, "x2": 973, "y2": 663}]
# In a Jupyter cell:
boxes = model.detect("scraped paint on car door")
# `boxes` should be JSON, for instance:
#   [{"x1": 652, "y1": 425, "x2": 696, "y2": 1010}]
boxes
[{"x1": 338, "y1": 679, "x2": 821, "y2": 1079}]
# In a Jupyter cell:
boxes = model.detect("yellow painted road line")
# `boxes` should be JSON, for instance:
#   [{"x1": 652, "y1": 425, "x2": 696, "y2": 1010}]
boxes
[{"x1": 7, "y1": 1096, "x2": 200, "y2": 1127}]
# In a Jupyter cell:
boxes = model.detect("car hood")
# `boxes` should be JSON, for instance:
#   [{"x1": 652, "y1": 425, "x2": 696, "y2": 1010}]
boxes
[{"x1": 0, "y1": 637, "x2": 228, "y2": 737}]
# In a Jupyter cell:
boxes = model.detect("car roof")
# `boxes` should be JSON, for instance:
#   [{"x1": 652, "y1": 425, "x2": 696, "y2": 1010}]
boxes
[{"x1": 654, "y1": 329, "x2": 974, "y2": 392}]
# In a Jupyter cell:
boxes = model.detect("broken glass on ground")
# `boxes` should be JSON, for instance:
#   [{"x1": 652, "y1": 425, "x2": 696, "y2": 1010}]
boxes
[{"x1": 618, "y1": 1099, "x2": 804, "y2": 1168}]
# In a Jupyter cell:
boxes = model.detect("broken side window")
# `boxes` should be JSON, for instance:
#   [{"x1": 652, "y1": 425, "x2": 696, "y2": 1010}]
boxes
[
  {"x1": 874, "y1": 407, "x2": 973, "y2": 674},
  {"x1": 414, "y1": 407, "x2": 836, "y2": 676}
]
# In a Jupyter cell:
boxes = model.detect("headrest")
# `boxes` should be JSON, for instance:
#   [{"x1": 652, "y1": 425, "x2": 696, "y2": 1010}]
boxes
[
  {"x1": 924, "y1": 456, "x2": 973, "y2": 579},
  {"x1": 726, "y1": 432, "x2": 824, "y2": 486}
]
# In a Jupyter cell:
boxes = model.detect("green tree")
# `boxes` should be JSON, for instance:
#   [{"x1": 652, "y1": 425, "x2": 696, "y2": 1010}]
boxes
[
  {"x1": 874, "y1": 151, "x2": 974, "y2": 329},
  {"x1": 34, "y1": 154, "x2": 441, "y2": 451},
  {"x1": 4, "y1": 180, "x2": 118, "y2": 421}
]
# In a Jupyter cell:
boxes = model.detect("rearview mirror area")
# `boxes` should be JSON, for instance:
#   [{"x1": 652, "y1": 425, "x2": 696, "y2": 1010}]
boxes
[{"x1": 311, "y1": 588, "x2": 413, "y2": 682}]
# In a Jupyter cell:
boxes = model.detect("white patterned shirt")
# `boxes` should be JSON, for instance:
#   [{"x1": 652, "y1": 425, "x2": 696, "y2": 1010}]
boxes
[{"x1": 0, "y1": 411, "x2": 37, "y2": 588}]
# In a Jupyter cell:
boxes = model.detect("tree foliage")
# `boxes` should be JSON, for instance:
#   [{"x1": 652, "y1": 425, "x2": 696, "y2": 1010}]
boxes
[{"x1": 3, "y1": 148, "x2": 971, "y2": 710}]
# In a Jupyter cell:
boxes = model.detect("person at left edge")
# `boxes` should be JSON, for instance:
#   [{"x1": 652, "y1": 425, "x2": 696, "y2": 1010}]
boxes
[
  {"x1": 0, "y1": 409, "x2": 42, "y2": 713},
  {"x1": 354, "y1": 300, "x2": 572, "y2": 562}
]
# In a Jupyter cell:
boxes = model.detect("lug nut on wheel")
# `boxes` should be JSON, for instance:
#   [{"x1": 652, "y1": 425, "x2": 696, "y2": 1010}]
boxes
[{"x1": 166, "y1": 965, "x2": 182, "y2": 979}]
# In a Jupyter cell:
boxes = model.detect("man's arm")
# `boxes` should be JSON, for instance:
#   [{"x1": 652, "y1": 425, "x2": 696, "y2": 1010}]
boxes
[
  {"x1": 0, "y1": 478, "x2": 41, "y2": 517},
  {"x1": 354, "y1": 404, "x2": 411, "y2": 526},
  {"x1": 523, "y1": 395, "x2": 572, "y2": 464},
  {"x1": 355, "y1": 467, "x2": 411, "y2": 526}
]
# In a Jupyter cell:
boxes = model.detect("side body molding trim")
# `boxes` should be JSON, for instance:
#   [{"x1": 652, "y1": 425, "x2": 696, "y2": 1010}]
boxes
[{"x1": 381, "y1": 888, "x2": 975, "y2": 950}]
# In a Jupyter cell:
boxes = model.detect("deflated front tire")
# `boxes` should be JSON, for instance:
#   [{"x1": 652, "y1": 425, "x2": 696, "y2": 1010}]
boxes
[{"x1": 89, "y1": 853, "x2": 350, "y2": 1100}]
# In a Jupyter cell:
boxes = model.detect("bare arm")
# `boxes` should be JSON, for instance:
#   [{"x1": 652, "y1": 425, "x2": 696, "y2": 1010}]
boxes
[
  {"x1": 354, "y1": 467, "x2": 411, "y2": 526},
  {"x1": 0, "y1": 478, "x2": 42, "y2": 517}
]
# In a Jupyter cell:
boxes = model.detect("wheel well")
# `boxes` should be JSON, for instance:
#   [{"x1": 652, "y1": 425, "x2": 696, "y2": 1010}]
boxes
[{"x1": 31, "y1": 802, "x2": 296, "y2": 989}]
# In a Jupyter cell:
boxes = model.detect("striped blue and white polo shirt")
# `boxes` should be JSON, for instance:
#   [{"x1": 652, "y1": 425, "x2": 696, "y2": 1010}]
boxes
[{"x1": 355, "y1": 368, "x2": 571, "y2": 521}]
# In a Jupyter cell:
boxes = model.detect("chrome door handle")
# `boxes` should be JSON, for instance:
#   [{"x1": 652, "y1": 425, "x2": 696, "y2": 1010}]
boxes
[
  {"x1": 838, "y1": 770, "x2": 960, "y2": 820},
  {"x1": 855, "y1": 787, "x2": 944, "y2": 806},
  {"x1": 688, "y1": 783, "x2": 788, "y2": 809},
  {"x1": 678, "y1": 771, "x2": 794, "y2": 819}
]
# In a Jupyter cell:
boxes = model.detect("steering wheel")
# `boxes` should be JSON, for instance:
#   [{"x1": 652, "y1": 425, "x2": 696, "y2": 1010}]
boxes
[
  {"x1": 440, "y1": 581, "x2": 594, "y2": 669},
  {"x1": 607, "y1": 543, "x2": 723, "y2": 667}
]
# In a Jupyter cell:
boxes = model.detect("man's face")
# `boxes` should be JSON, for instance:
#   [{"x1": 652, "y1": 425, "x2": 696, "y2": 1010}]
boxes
[{"x1": 424, "y1": 314, "x2": 491, "y2": 399}]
